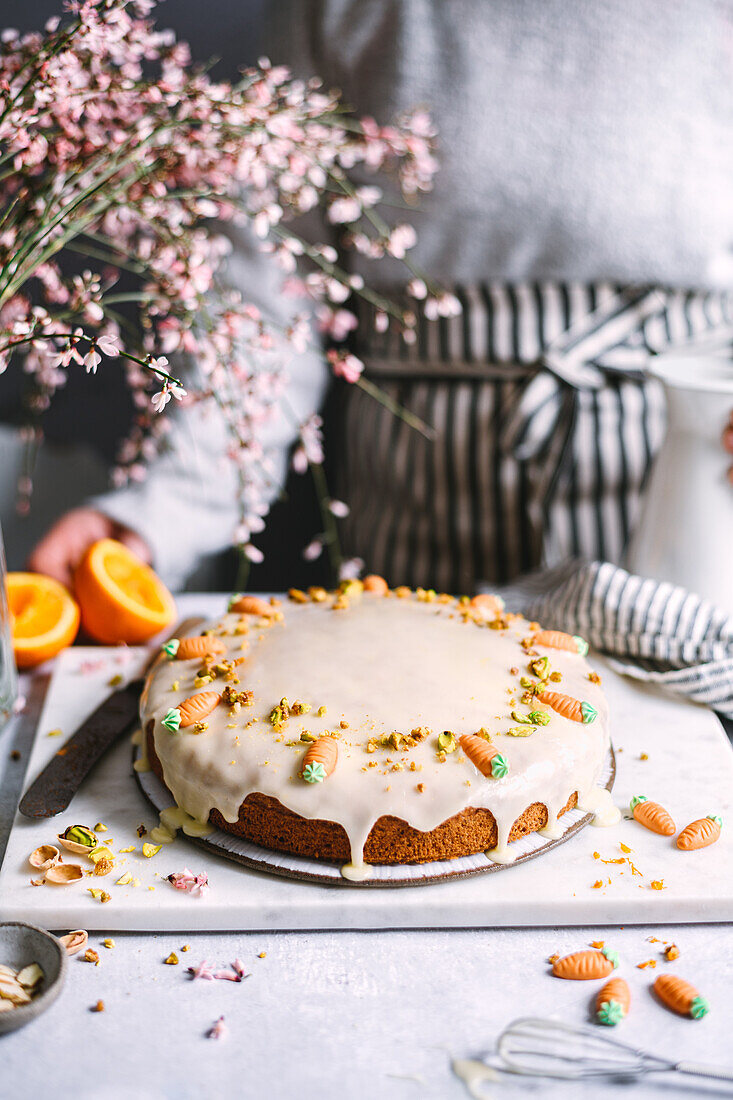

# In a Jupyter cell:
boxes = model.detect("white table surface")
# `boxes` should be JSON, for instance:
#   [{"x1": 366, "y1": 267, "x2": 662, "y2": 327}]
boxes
[{"x1": 1, "y1": 595, "x2": 732, "y2": 1100}]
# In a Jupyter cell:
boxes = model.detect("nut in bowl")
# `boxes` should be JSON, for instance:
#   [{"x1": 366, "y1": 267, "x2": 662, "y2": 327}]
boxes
[{"x1": 0, "y1": 922, "x2": 66, "y2": 1035}]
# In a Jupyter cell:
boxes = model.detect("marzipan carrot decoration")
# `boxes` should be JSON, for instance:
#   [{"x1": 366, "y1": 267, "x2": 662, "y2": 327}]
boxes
[
  {"x1": 536, "y1": 690, "x2": 597, "y2": 724},
  {"x1": 654, "y1": 974, "x2": 709, "y2": 1018},
  {"x1": 163, "y1": 691, "x2": 221, "y2": 732},
  {"x1": 163, "y1": 635, "x2": 227, "y2": 661},
  {"x1": 363, "y1": 575, "x2": 389, "y2": 595},
  {"x1": 459, "y1": 734, "x2": 508, "y2": 778},
  {"x1": 228, "y1": 594, "x2": 275, "y2": 616},
  {"x1": 552, "y1": 948, "x2": 618, "y2": 980},
  {"x1": 301, "y1": 736, "x2": 338, "y2": 784},
  {"x1": 630, "y1": 795, "x2": 676, "y2": 836},
  {"x1": 596, "y1": 978, "x2": 631, "y2": 1025},
  {"x1": 532, "y1": 630, "x2": 589, "y2": 656},
  {"x1": 676, "y1": 815, "x2": 722, "y2": 851},
  {"x1": 469, "y1": 593, "x2": 505, "y2": 614}
]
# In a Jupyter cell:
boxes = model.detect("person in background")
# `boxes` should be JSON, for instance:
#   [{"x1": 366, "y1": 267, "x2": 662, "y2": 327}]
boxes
[{"x1": 11, "y1": 0, "x2": 733, "y2": 593}]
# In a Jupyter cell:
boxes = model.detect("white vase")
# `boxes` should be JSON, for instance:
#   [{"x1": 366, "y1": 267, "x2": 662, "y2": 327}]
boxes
[{"x1": 626, "y1": 353, "x2": 733, "y2": 615}]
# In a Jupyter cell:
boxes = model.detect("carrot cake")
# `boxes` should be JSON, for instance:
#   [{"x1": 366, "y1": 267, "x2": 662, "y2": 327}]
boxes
[{"x1": 139, "y1": 581, "x2": 616, "y2": 879}]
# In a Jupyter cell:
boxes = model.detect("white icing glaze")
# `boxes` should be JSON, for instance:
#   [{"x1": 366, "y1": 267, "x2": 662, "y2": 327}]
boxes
[
  {"x1": 340, "y1": 861, "x2": 373, "y2": 882},
  {"x1": 452, "y1": 1058, "x2": 502, "y2": 1098},
  {"x1": 578, "y1": 786, "x2": 622, "y2": 827},
  {"x1": 131, "y1": 727, "x2": 150, "y2": 772},
  {"x1": 140, "y1": 593, "x2": 611, "y2": 870},
  {"x1": 149, "y1": 806, "x2": 215, "y2": 845},
  {"x1": 538, "y1": 819, "x2": 565, "y2": 840},
  {"x1": 485, "y1": 842, "x2": 517, "y2": 865}
]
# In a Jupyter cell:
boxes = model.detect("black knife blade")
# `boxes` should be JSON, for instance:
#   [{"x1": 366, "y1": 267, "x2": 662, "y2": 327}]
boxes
[
  {"x1": 18, "y1": 616, "x2": 204, "y2": 819},
  {"x1": 18, "y1": 678, "x2": 143, "y2": 819}
]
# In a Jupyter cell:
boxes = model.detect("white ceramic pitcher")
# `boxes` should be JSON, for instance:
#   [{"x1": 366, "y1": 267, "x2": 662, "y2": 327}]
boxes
[{"x1": 626, "y1": 353, "x2": 733, "y2": 615}]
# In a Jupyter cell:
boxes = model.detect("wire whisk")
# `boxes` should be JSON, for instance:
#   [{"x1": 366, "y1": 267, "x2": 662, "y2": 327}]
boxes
[{"x1": 496, "y1": 1017, "x2": 733, "y2": 1085}]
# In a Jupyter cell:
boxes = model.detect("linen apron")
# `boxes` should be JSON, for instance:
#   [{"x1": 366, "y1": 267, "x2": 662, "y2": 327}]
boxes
[{"x1": 338, "y1": 282, "x2": 733, "y2": 593}]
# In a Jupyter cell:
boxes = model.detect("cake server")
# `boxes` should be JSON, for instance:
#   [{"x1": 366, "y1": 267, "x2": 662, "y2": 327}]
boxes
[{"x1": 18, "y1": 617, "x2": 203, "y2": 819}]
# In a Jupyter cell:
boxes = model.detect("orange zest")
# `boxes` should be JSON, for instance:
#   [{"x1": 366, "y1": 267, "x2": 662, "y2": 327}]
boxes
[
  {"x1": 6, "y1": 572, "x2": 80, "y2": 668},
  {"x1": 74, "y1": 538, "x2": 176, "y2": 644}
]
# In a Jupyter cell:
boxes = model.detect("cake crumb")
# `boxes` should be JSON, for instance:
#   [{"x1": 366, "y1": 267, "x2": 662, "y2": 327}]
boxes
[
  {"x1": 103, "y1": 938, "x2": 115, "y2": 950},
  {"x1": 84, "y1": 949, "x2": 100, "y2": 965},
  {"x1": 664, "y1": 944, "x2": 679, "y2": 961},
  {"x1": 637, "y1": 959, "x2": 656, "y2": 969},
  {"x1": 91, "y1": 1000, "x2": 105, "y2": 1012},
  {"x1": 650, "y1": 879, "x2": 666, "y2": 890},
  {"x1": 257, "y1": 952, "x2": 267, "y2": 959},
  {"x1": 592, "y1": 880, "x2": 603, "y2": 889},
  {"x1": 164, "y1": 952, "x2": 179, "y2": 965},
  {"x1": 416, "y1": 783, "x2": 425, "y2": 793},
  {"x1": 639, "y1": 752, "x2": 649, "y2": 761}
]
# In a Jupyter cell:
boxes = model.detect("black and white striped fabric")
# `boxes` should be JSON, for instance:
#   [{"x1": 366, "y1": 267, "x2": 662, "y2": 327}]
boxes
[
  {"x1": 339, "y1": 282, "x2": 733, "y2": 592},
  {"x1": 497, "y1": 560, "x2": 733, "y2": 719}
]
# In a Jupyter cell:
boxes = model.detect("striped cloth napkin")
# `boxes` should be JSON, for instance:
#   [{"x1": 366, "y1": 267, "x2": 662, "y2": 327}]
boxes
[{"x1": 495, "y1": 561, "x2": 733, "y2": 720}]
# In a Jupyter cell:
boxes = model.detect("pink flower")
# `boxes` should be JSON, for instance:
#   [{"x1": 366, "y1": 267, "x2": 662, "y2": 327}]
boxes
[
  {"x1": 339, "y1": 557, "x2": 364, "y2": 581},
  {"x1": 328, "y1": 499, "x2": 350, "y2": 518},
  {"x1": 187, "y1": 961, "x2": 216, "y2": 981},
  {"x1": 168, "y1": 868, "x2": 210, "y2": 897},
  {"x1": 327, "y1": 196, "x2": 362, "y2": 224},
  {"x1": 317, "y1": 307, "x2": 357, "y2": 341},
  {"x1": 302, "y1": 538, "x2": 323, "y2": 561},
  {"x1": 206, "y1": 1016, "x2": 228, "y2": 1040},
  {"x1": 243, "y1": 543, "x2": 264, "y2": 564},
  {"x1": 83, "y1": 346, "x2": 102, "y2": 374},
  {"x1": 386, "y1": 224, "x2": 417, "y2": 259},
  {"x1": 96, "y1": 334, "x2": 120, "y2": 357},
  {"x1": 327, "y1": 351, "x2": 364, "y2": 384}
]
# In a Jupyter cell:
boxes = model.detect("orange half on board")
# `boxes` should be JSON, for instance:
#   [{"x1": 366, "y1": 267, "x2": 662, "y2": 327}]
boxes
[
  {"x1": 6, "y1": 572, "x2": 81, "y2": 668},
  {"x1": 74, "y1": 538, "x2": 176, "y2": 645}
]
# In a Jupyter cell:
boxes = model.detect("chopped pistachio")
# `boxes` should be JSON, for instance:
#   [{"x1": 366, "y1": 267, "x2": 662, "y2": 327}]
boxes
[
  {"x1": 506, "y1": 725, "x2": 537, "y2": 737},
  {"x1": 510, "y1": 709, "x2": 534, "y2": 725},
  {"x1": 299, "y1": 730, "x2": 318, "y2": 743},
  {"x1": 437, "y1": 730, "x2": 457, "y2": 753},
  {"x1": 142, "y1": 843, "x2": 161, "y2": 858},
  {"x1": 115, "y1": 872, "x2": 133, "y2": 886},
  {"x1": 528, "y1": 710, "x2": 551, "y2": 726},
  {"x1": 89, "y1": 846, "x2": 114, "y2": 864},
  {"x1": 164, "y1": 952, "x2": 179, "y2": 965},
  {"x1": 529, "y1": 656, "x2": 550, "y2": 680},
  {"x1": 317, "y1": 705, "x2": 327, "y2": 718}
]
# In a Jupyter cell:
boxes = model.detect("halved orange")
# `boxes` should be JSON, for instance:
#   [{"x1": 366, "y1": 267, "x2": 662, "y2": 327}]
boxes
[
  {"x1": 74, "y1": 538, "x2": 176, "y2": 645},
  {"x1": 7, "y1": 572, "x2": 81, "y2": 668}
]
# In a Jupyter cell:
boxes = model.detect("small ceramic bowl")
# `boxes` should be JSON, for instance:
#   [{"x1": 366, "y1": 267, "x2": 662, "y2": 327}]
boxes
[{"x1": 0, "y1": 922, "x2": 66, "y2": 1036}]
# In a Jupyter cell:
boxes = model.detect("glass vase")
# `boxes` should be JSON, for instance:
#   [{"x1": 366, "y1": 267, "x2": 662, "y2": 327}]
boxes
[{"x1": 0, "y1": 522, "x2": 17, "y2": 729}]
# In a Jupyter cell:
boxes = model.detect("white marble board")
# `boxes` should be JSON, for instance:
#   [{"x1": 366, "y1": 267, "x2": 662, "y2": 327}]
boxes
[{"x1": 1, "y1": 596, "x2": 732, "y2": 931}]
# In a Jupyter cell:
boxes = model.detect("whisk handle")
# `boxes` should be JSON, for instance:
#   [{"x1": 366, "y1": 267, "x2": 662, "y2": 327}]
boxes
[{"x1": 675, "y1": 1060, "x2": 733, "y2": 1083}]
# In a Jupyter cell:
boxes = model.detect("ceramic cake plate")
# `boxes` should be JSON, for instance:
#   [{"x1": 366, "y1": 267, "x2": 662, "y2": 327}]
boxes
[{"x1": 131, "y1": 742, "x2": 617, "y2": 888}]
